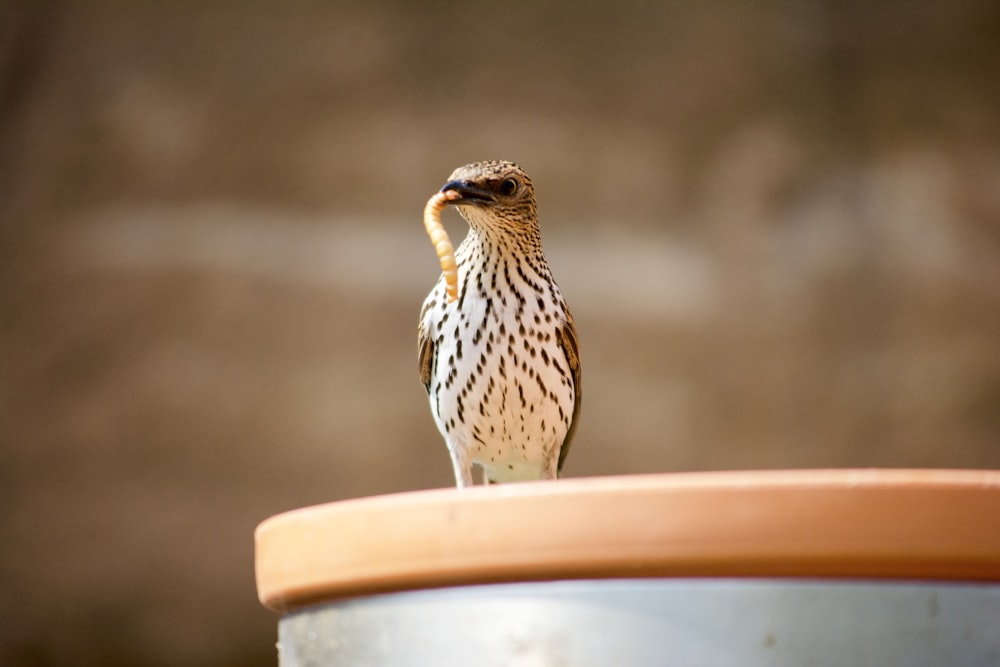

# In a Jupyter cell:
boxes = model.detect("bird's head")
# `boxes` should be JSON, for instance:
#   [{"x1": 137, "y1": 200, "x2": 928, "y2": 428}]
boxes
[{"x1": 439, "y1": 160, "x2": 538, "y2": 235}]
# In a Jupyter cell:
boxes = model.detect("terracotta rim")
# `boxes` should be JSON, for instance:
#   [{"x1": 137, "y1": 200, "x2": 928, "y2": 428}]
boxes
[{"x1": 255, "y1": 469, "x2": 1000, "y2": 612}]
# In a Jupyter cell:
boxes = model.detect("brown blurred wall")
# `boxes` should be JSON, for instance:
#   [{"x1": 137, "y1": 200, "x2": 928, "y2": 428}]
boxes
[{"x1": 2, "y1": 2, "x2": 999, "y2": 665}]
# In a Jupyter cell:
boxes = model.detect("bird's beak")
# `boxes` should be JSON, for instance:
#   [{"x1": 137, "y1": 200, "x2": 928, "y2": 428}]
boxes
[{"x1": 440, "y1": 180, "x2": 494, "y2": 205}]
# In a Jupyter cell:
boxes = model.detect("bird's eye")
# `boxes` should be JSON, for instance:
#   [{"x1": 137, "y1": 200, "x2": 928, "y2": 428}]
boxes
[{"x1": 499, "y1": 178, "x2": 519, "y2": 196}]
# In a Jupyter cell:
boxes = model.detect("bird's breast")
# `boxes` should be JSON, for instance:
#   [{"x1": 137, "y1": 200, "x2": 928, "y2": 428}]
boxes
[{"x1": 425, "y1": 259, "x2": 575, "y2": 466}]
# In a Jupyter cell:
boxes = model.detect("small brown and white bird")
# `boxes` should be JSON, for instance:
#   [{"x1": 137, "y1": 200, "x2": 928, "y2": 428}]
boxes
[{"x1": 418, "y1": 160, "x2": 581, "y2": 487}]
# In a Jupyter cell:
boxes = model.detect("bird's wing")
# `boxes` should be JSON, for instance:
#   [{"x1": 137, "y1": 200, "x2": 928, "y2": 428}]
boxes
[
  {"x1": 418, "y1": 319, "x2": 434, "y2": 393},
  {"x1": 555, "y1": 307, "x2": 581, "y2": 473}
]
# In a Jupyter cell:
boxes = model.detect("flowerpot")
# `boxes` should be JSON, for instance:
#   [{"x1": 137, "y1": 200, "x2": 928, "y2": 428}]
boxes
[{"x1": 255, "y1": 469, "x2": 1000, "y2": 666}]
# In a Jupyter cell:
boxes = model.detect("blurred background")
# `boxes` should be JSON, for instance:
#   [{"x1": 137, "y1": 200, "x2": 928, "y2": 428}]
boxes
[{"x1": 2, "y1": 1, "x2": 998, "y2": 665}]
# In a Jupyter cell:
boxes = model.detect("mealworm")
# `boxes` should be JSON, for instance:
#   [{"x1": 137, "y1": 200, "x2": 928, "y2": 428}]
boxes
[{"x1": 423, "y1": 189, "x2": 461, "y2": 302}]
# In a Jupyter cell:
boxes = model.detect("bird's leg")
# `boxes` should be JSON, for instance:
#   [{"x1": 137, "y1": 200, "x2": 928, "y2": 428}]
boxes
[
  {"x1": 542, "y1": 443, "x2": 560, "y2": 480},
  {"x1": 448, "y1": 446, "x2": 475, "y2": 488}
]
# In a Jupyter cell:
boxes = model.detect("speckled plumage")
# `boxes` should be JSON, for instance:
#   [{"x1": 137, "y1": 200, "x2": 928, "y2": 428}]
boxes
[{"x1": 418, "y1": 160, "x2": 581, "y2": 487}]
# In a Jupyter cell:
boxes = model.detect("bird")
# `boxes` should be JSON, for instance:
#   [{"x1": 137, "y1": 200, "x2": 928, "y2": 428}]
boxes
[{"x1": 418, "y1": 160, "x2": 581, "y2": 487}]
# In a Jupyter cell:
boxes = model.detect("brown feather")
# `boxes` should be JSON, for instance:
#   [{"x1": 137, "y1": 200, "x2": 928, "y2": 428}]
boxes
[
  {"x1": 418, "y1": 321, "x2": 434, "y2": 393},
  {"x1": 555, "y1": 307, "x2": 581, "y2": 473}
]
